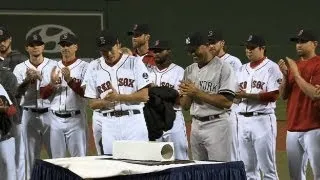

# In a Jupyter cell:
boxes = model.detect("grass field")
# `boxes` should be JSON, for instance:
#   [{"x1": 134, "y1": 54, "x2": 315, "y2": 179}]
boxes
[{"x1": 40, "y1": 99, "x2": 316, "y2": 179}]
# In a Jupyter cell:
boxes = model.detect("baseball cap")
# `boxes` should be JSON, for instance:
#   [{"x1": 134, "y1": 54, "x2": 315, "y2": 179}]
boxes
[
  {"x1": 207, "y1": 29, "x2": 223, "y2": 44},
  {"x1": 149, "y1": 40, "x2": 170, "y2": 51},
  {"x1": 0, "y1": 26, "x2": 11, "y2": 41},
  {"x1": 290, "y1": 29, "x2": 318, "y2": 42},
  {"x1": 96, "y1": 30, "x2": 118, "y2": 52},
  {"x1": 185, "y1": 32, "x2": 209, "y2": 53},
  {"x1": 127, "y1": 24, "x2": 150, "y2": 37},
  {"x1": 58, "y1": 33, "x2": 78, "y2": 45},
  {"x1": 25, "y1": 34, "x2": 44, "y2": 46},
  {"x1": 243, "y1": 34, "x2": 266, "y2": 47}
]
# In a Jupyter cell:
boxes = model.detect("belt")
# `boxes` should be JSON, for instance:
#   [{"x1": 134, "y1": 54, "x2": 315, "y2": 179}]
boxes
[
  {"x1": 53, "y1": 110, "x2": 81, "y2": 118},
  {"x1": 23, "y1": 107, "x2": 49, "y2": 114},
  {"x1": 193, "y1": 114, "x2": 221, "y2": 122},
  {"x1": 239, "y1": 112, "x2": 270, "y2": 117},
  {"x1": 102, "y1": 110, "x2": 141, "y2": 117}
]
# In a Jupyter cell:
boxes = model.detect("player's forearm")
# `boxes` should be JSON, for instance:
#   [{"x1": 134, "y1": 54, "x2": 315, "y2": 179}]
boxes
[
  {"x1": 16, "y1": 79, "x2": 31, "y2": 97},
  {"x1": 241, "y1": 91, "x2": 279, "y2": 102},
  {"x1": 88, "y1": 99, "x2": 114, "y2": 110},
  {"x1": 180, "y1": 95, "x2": 192, "y2": 110},
  {"x1": 195, "y1": 91, "x2": 232, "y2": 109},
  {"x1": 117, "y1": 88, "x2": 149, "y2": 102},
  {"x1": 67, "y1": 79, "x2": 85, "y2": 97},
  {"x1": 40, "y1": 84, "x2": 56, "y2": 99},
  {"x1": 294, "y1": 75, "x2": 320, "y2": 100},
  {"x1": 279, "y1": 75, "x2": 290, "y2": 100}
]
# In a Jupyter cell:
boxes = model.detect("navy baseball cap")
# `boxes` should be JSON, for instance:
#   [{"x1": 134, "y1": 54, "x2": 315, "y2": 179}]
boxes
[
  {"x1": 58, "y1": 33, "x2": 78, "y2": 45},
  {"x1": 149, "y1": 40, "x2": 170, "y2": 51},
  {"x1": 127, "y1": 24, "x2": 150, "y2": 37},
  {"x1": 290, "y1": 29, "x2": 318, "y2": 42},
  {"x1": 243, "y1": 34, "x2": 266, "y2": 47},
  {"x1": 0, "y1": 26, "x2": 11, "y2": 41},
  {"x1": 185, "y1": 32, "x2": 209, "y2": 53},
  {"x1": 96, "y1": 30, "x2": 118, "y2": 51},
  {"x1": 25, "y1": 34, "x2": 44, "y2": 46},
  {"x1": 207, "y1": 29, "x2": 223, "y2": 44}
]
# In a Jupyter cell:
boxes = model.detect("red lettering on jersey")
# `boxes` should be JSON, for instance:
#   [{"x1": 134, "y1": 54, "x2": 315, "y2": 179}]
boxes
[
  {"x1": 239, "y1": 81, "x2": 247, "y2": 89},
  {"x1": 118, "y1": 78, "x2": 134, "y2": 88},
  {"x1": 251, "y1": 80, "x2": 265, "y2": 90},
  {"x1": 97, "y1": 81, "x2": 112, "y2": 94}
]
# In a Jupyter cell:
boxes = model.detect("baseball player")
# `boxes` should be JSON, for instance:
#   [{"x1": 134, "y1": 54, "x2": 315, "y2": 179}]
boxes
[
  {"x1": 84, "y1": 31, "x2": 151, "y2": 155},
  {"x1": 236, "y1": 35, "x2": 281, "y2": 179},
  {"x1": 13, "y1": 34, "x2": 57, "y2": 179},
  {"x1": 207, "y1": 29, "x2": 242, "y2": 161},
  {"x1": 278, "y1": 29, "x2": 320, "y2": 180},
  {"x1": 180, "y1": 32, "x2": 236, "y2": 161},
  {"x1": 0, "y1": 83, "x2": 18, "y2": 180},
  {"x1": 40, "y1": 33, "x2": 88, "y2": 158},
  {"x1": 0, "y1": 26, "x2": 28, "y2": 180},
  {"x1": 82, "y1": 58, "x2": 103, "y2": 155},
  {"x1": 128, "y1": 24, "x2": 155, "y2": 67},
  {"x1": 148, "y1": 40, "x2": 189, "y2": 160}
]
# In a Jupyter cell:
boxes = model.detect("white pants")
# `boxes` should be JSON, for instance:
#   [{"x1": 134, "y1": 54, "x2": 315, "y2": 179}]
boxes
[
  {"x1": 21, "y1": 110, "x2": 51, "y2": 180},
  {"x1": 0, "y1": 137, "x2": 16, "y2": 180},
  {"x1": 92, "y1": 112, "x2": 103, "y2": 155},
  {"x1": 230, "y1": 111, "x2": 240, "y2": 161},
  {"x1": 48, "y1": 111, "x2": 87, "y2": 158},
  {"x1": 238, "y1": 114, "x2": 278, "y2": 180},
  {"x1": 156, "y1": 111, "x2": 189, "y2": 160},
  {"x1": 287, "y1": 129, "x2": 320, "y2": 180},
  {"x1": 100, "y1": 111, "x2": 149, "y2": 155}
]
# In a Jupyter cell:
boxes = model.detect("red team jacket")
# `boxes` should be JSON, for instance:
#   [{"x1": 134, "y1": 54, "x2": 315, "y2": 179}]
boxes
[{"x1": 286, "y1": 56, "x2": 320, "y2": 131}]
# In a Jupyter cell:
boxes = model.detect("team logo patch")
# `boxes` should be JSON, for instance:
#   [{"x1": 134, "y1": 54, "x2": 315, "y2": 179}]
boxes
[
  {"x1": 185, "y1": 37, "x2": 190, "y2": 45},
  {"x1": 0, "y1": 30, "x2": 3, "y2": 36},
  {"x1": 99, "y1": 37, "x2": 106, "y2": 45},
  {"x1": 208, "y1": 30, "x2": 213, "y2": 37},
  {"x1": 277, "y1": 78, "x2": 282, "y2": 84},
  {"x1": 247, "y1": 35, "x2": 253, "y2": 41},
  {"x1": 33, "y1": 34, "x2": 39, "y2": 41},
  {"x1": 133, "y1": 24, "x2": 138, "y2": 31},
  {"x1": 154, "y1": 40, "x2": 160, "y2": 46},
  {"x1": 142, "y1": 72, "x2": 149, "y2": 79},
  {"x1": 62, "y1": 33, "x2": 68, "y2": 39},
  {"x1": 298, "y1": 29, "x2": 304, "y2": 36}
]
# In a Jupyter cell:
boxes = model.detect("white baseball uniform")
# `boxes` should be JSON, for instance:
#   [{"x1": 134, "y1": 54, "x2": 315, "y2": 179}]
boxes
[
  {"x1": 0, "y1": 84, "x2": 16, "y2": 180},
  {"x1": 13, "y1": 58, "x2": 57, "y2": 179},
  {"x1": 82, "y1": 58, "x2": 103, "y2": 155},
  {"x1": 237, "y1": 58, "x2": 282, "y2": 179},
  {"x1": 85, "y1": 54, "x2": 150, "y2": 155},
  {"x1": 148, "y1": 63, "x2": 189, "y2": 160},
  {"x1": 220, "y1": 53, "x2": 242, "y2": 161},
  {"x1": 41, "y1": 59, "x2": 88, "y2": 158},
  {"x1": 183, "y1": 57, "x2": 236, "y2": 161}
]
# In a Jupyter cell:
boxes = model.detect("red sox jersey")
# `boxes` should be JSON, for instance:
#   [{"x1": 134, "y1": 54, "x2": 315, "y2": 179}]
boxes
[
  {"x1": 84, "y1": 54, "x2": 151, "y2": 111},
  {"x1": 13, "y1": 58, "x2": 57, "y2": 108},
  {"x1": 183, "y1": 57, "x2": 236, "y2": 116},
  {"x1": 237, "y1": 58, "x2": 283, "y2": 113},
  {"x1": 41, "y1": 59, "x2": 88, "y2": 111},
  {"x1": 148, "y1": 63, "x2": 184, "y2": 110}
]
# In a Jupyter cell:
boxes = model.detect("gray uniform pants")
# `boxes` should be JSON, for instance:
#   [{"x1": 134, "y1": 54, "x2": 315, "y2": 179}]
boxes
[{"x1": 190, "y1": 113, "x2": 232, "y2": 161}]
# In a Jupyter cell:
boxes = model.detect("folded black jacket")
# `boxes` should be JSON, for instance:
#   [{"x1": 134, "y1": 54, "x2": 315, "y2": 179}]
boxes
[{"x1": 143, "y1": 86, "x2": 179, "y2": 141}]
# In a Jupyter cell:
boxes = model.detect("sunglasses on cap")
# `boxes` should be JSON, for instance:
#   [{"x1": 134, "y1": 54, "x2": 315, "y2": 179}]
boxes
[
  {"x1": 27, "y1": 42, "x2": 44, "y2": 47},
  {"x1": 59, "y1": 42, "x2": 74, "y2": 47},
  {"x1": 245, "y1": 45, "x2": 259, "y2": 50}
]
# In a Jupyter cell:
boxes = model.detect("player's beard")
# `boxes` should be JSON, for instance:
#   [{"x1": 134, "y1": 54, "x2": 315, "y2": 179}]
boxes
[{"x1": 0, "y1": 42, "x2": 10, "y2": 54}]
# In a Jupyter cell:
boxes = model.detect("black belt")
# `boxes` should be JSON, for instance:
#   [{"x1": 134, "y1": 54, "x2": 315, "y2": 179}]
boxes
[
  {"x1": 53, "y1": 110, "x2": 81, "y2": 118},
  {"x1": 193, "y1": 114, "x2": 221, "y2": 122},
  {"x1": 239, "y1": 112, "x2": 269, "y2": 117},
  {"x1": 102, "y1": 110, "x2": 141, "y2": 117},
  {"x1": 23, "y1": 107, "x2": 49, "y2": 114}
]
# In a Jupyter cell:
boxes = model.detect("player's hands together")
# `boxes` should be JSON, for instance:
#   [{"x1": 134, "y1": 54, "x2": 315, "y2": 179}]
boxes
[
  {"x1": 285, "y1": 57, "x2": 300, "y2": 77},
  {"x1": 103, "y1": 85, "x2": 120, "y2": 102},
  {"x1": 179, "y1": 80, "x2": 199, "y2": 97},
  {"x1": 50, "y1": 66, "x2": 61, "y2": 85},
  {"x1": 278, "y1": 58, "x2": 288, "y2": 76},
  {"x1": 61, "y1": 67, "x2": 72, "y2": 83},
  {"x1": 236, "y1": 88, "x2": 247, "y2": 99},
  {"x1": 26, "y1": 68, "x2": 41, "y2": 83}
]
